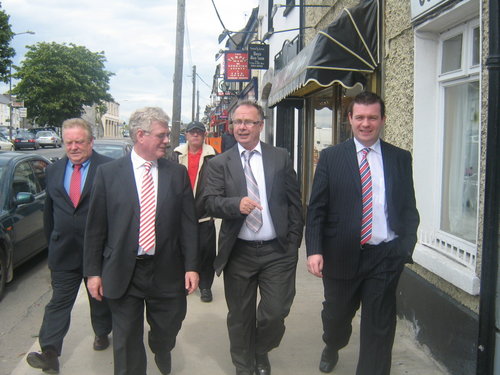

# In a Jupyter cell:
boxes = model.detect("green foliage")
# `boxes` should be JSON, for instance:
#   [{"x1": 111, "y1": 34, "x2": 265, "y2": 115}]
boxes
[
  {"x1": 0, "y1": 6, "x2": 15, "y2": 83},
  {"x1": 13, "y1": 42, "x2": 114, "y2": 126}
]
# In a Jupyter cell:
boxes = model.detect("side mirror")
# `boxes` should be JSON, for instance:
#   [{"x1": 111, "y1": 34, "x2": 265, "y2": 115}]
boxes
[{"x1": 14, "y1": 192, "x2": 35, "y2": 206}]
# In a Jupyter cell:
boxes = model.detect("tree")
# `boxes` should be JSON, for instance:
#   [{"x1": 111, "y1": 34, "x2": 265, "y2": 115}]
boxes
[
  {"x1": 13, "y1": 42, "x2": 114, "y2": 126},
  {"x1": 0, "y1": 5, "x2": 15, "y2": 83}
]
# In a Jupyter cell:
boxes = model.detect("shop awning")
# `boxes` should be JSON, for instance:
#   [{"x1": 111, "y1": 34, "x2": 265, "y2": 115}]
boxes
[{"x1": 268, "y1": 0, "x2": 379, "y2": 106}]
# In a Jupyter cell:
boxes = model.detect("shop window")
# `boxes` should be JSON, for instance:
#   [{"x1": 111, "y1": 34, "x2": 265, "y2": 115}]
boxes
[{"x1": 413, "y1": 10, "x2": 480, "y2": 294}]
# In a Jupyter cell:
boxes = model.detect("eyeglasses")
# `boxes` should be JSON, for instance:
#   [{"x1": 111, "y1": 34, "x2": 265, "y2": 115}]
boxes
[
  {"x1": 143, "y1": 130, "x2": 170, "y2": 140},
  {"x1": 231, "y1": 120, "x2": 262, "y2": 127}
]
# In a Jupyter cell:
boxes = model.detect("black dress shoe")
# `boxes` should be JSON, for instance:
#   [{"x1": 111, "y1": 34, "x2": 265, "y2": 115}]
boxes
[
  {"x1": 319, "y1": 346, "x2": 339, "y2": 373},
  {"x1": 255, "y1": 352, "x2": 271, "y2": 375},
  {"x1": 26, "y1": 349, "x2": 60, "y2": 374},
  {"x1": 155, "y1": 352, "x2": 172, "y2": 375},
  {"x1": 93, "y1": 334, "x2": 110, "y2": 351},
  {"x1": 200, "y1": 288, "x2": 213, "y2": 302}
]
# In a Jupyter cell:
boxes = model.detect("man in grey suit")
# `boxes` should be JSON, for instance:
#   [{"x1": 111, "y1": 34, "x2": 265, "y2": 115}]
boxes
[
  {"x1": 84, "y1": 107, "x2": 199, "y2": 375},
  {"x1": 27, "y1": 118, "x2": 112, "y2": 374},
  {"x1": 204, "y1": 101, "x2": 304, "y2": 375},
  {"x1": 306, "y1": 91, "x2": 419, "y2": 375}
]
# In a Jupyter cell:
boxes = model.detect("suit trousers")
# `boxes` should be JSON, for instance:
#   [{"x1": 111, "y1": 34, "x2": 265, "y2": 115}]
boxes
[
  {"x1": 321, "y1": 240, "x2": 406, "y2": 375},
  {"x1": 39, "y1": 269, "x2": 112, "y2": 355},
  {"x1": 223, "y1": 240, "x2": 298, "y2": 373},
  {"x1": 106, "y1": 257, "x2": 187, "y2": 375},
  {"x1": 198, "y1": 220, "x2": 216, "y2": 290}
]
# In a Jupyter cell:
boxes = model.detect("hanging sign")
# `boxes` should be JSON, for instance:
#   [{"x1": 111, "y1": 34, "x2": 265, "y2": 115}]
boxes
[
  {"x1": 248, "y1": 43, "x2": 269, "y2": 69},
  {"x1": 224, "y1": 51, "x2": 250, "y2": 82}
]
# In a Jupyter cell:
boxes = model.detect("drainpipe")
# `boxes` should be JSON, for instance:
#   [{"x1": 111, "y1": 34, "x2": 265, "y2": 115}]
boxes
[{"x1": 477, "y1": 0, "x2": 500, "y2": 374}]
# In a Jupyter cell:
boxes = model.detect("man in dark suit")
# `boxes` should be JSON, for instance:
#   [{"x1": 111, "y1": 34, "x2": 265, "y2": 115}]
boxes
[
  {"x1": 306, "y1": 91, "x2": 420, "y2": 375},
  {"x1": 84, "y1": 107, "x2": 199, "y2": 375},
  {"x1": 204, "y1": 101, "x2": 304, "y2": 375},
  {"x1": 27, "y1": 118, "x2": 113, "y2": 374}
]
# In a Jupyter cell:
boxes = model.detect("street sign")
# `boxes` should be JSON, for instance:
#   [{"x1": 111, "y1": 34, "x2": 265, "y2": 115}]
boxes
[
  {"x1": 19, "y1": 108, "x2": 27, "y2": 118},
  {"x1": 248, "y1": 43, "x2": 269, "y2": 69},
  {"x1": 224, "y1": 51, "x2": 250, "y2": 82},
  {"x1": 11, "y1": 101, "x2": 24, "y2": 108}
]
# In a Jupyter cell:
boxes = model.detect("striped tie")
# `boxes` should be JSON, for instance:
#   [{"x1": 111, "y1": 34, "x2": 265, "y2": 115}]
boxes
[
  {"x1": 138, "y1": 161, "x2": 156, "y2": 252},
  {"x1": 360, "y1": 148, "x2": 373, "y2": 245},
  {"x1": 243, "y1": 150, "x2": 262, "y2": 232}
]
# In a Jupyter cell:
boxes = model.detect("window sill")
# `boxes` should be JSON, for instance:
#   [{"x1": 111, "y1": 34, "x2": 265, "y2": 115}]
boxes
[{"x1": 412, "y1": 243, "x2": 480, "y2": 295}]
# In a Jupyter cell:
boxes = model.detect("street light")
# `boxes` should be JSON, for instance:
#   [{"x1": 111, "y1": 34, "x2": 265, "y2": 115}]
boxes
[{"x1": 9, "y1": 30, "x2": 35, "y2": 141}]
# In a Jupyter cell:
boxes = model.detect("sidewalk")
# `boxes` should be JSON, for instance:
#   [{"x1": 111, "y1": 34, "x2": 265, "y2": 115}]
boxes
[{"x1": 13, "y1": 243, "x2": 449, "y2": 375}]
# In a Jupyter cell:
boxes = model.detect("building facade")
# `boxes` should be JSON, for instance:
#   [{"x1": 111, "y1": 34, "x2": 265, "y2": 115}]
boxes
[{"x1": 209, "y1": 0, "x2": 498, "y2": 373}]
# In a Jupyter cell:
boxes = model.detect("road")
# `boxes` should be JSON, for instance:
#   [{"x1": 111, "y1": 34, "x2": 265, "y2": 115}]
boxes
[{"x1": 0, "y1": 146, "x2": 64, "y2": 375}]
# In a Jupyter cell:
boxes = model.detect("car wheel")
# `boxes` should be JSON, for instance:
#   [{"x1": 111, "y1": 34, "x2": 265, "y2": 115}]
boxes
[{"x1": 0, "y1": 254, "x2": 6, "y2": 301}]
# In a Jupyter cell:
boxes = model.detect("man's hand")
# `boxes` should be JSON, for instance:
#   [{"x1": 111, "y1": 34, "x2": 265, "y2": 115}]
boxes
[
  {"x1": 239, "y1": 196, "x2": 263, "y2": 215},
  {"x1": 307, "y1": 254, "x2": 324, "y2": 278},
  {"x1": 87, "y1": 276, "x2": 104, "y2": 301},
  {"x1": 185, "y1": 271, "x2": 199, "y2": 294}
]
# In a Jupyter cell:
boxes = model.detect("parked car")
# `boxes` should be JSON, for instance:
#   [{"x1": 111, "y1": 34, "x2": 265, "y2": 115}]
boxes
[
  {"x1": 14, "y1": 132, "x2": 40, "y2": 151},
  {"x1": 0, "y1": 135, "x2": 13, "y2": 151},
  {"x1": 93, "y1": 139, "x2": 133, "y2": 159},
  {"x1": 35, "y1": 131, "x2": 62, "y2": 148},
  {"x1": 0, "y1": 152, "x2": 51, "y2": 300}
]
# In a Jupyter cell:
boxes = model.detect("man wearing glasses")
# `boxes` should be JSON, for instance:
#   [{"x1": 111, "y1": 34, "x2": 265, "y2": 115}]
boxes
[
  {"x1": 173, "y1": 121, "x2": 217, "y2": 303},
  {"x1": 204, "y1": 101, "x2": 304, "y2": 375},
  {"x1": 84, "y1": 107, "x2": 199, "y2": 375}
]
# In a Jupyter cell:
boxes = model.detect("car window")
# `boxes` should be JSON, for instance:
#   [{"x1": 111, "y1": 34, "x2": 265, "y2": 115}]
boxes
[
  {"x1": 31, "y1": 159, "x2": 49, "y2": 191},
  {"x1": 12, "y1": 161, "x2": 38, "y2": 196}
]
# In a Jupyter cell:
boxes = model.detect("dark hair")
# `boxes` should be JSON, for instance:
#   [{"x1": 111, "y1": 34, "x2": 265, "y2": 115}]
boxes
[
  {"x1": 347, "y1": 91, "x2": 385, "y2": 118},
  {"x1": 231, "y1": 100, "x2": 265, "y2": 121}
]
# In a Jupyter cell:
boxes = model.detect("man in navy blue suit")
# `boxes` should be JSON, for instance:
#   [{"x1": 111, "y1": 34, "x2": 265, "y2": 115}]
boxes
[{"x1": 306, "y1": 91, "x2": 419, "y2": 375}]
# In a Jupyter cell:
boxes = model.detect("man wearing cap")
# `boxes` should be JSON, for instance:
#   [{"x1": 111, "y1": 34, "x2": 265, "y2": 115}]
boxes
[{"x1": 173, "y1": 121, "x2": 217, "y2": 302}]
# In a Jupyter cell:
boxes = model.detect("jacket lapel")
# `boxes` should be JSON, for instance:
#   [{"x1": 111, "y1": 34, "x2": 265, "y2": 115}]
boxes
[
  {"x1": 345, "y1": 139, "x2": 362, "y2": 195},
  {"x1": 156, "y1": 159, "x2": 172, "y2": 218},
  {"x1": 261, "y1": 143, "x2": 275, "y2": 201},
  {"x1": 227, "y1": 147, "x2": 247, "y2": 196}
]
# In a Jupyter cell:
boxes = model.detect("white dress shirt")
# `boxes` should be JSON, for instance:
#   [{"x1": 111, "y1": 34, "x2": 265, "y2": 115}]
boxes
[
  {"x1": 354, "y1": 138, "x2": 397, "y2": 245},
  {"x1": 131, "y1": 149, "x2": 159, "y2": 255},
  {"x1": 237, "y1": 142, "x2": 277, "y2": 241}
]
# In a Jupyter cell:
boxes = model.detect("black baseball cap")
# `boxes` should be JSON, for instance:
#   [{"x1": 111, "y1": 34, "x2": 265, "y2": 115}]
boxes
[{"x1": 186, "y1": 121, "x2": 206, "y2": 132}]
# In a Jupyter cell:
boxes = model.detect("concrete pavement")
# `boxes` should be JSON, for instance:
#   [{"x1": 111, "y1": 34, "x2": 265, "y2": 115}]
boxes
[{"x1": 13, "y1": 242, "x2": 450, "y2": 375}]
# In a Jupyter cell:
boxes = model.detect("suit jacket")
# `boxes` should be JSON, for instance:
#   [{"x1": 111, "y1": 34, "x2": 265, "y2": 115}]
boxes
[
  {"x1": 44, "y1": 151, "x2": 112, "y2": 271},
  {"x1": 305, "y1": 138, "x2": 420, "y2": 280},
  {"x1": 204, "y1": 142, "x2": 304, "y2": 275},
  {"x1": 83, "y1": 155, "x2": 199, "y2": 299}
]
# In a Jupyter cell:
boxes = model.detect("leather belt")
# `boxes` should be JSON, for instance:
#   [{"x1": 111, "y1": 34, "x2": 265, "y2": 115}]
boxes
[{"x1": 237, "y1": 239, "x2": 276, "y2": 248}]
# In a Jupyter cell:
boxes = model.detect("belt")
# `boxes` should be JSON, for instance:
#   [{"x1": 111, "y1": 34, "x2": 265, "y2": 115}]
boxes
[
  {"x1": 237, "y1": 239, "x2": 276, "y2": 248},
  {"x1": 360, "y1": 240, "x2": 394, "y2": 250},
  {"x1": 136, "y1": 254, "x2": 154, "y2": 260}
]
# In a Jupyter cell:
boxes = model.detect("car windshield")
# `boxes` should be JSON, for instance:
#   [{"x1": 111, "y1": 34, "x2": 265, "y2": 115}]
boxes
[
  {"x1": 36, "y1": 131, "x2": 53, "y2": 137},
  {"x1": 93, "y1": 144, "x2": 125, "y2": 159}
]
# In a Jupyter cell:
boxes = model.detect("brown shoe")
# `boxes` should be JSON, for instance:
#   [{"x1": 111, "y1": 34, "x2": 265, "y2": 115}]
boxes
[
  {"x1": 93, "y1": 335, "x2": 110, "y2": 351},
  {"x1": 26, "y1": 349, "x2": 59, "y2": 374}
]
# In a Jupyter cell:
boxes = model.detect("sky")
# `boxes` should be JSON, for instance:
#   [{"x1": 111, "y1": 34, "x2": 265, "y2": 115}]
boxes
[{"x1": 0, "y1": 0, "x2": 259, "y2": 124}]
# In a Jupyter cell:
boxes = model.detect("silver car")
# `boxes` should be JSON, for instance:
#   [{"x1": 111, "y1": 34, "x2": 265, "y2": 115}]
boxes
[{"x1": 35, "y1": 131, "x2": 62, "y2": 148}]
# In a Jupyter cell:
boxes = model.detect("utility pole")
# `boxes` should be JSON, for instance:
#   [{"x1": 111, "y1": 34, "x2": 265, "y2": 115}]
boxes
[
  {"x1": 191, "y1": 65, "x2": 196, "y2": 122},
  {"x1": 170, "y1": 0, "x2": 185, "y2": 149},
  {"x1": 196, "y1": 89, "x2": 200, "y2": 122}
]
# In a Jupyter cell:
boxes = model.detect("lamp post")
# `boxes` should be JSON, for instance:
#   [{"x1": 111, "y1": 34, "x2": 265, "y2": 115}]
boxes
[{"x1": 8, "y1": 30, "x2": 35, "y2": 141}]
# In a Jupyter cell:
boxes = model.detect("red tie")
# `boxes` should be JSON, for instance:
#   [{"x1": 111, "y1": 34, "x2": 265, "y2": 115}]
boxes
[
  {"x1": 138, "y1": 162, "x2": 156, "y2": 252},
  {"x1": 69, "y1": 164, "x2": 82, "y2": 207}
]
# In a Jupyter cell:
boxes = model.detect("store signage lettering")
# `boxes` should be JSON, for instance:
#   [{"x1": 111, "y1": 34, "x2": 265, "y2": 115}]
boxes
[
  {"x1": 410, "y1": 0, "x2": 451, "y2": 20},
  {"x1": 224, "y1": 51, "x2": 250, "y2": 82},
  {"x1": 248, "y1": 44, "x2": 269, "y2": 70}
]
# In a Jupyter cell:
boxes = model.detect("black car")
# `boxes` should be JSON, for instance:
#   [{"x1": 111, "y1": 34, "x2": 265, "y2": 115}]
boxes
[
  {"x1": 0, "y1": 152, "x2": 50, "y2": 300},
  {"x1": 14, "y1": 131, "x2": 40, "y2": 150}
]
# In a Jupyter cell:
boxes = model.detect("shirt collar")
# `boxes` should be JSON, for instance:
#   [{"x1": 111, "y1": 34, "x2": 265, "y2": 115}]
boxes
[
  {"x1": 68, "y1": 157, "x2": 91, "y2": 169},
  {"x1": 237, "y1": 141, "x2": 262, "y2": 157},
  {"x1": 131, "y1": 148, "x2": 157, "y2": 170},
  {"x1": 353, "y1": 138, "x2": 381, "y2": 154}
]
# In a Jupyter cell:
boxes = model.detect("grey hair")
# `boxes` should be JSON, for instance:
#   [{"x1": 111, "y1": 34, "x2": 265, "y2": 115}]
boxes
[
  {"x1": 62, "y1": 118, "x2": 94, "y2": 141},
  {"x1": 129, "y1": 107, "x2": 170, "y2": 142}
]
